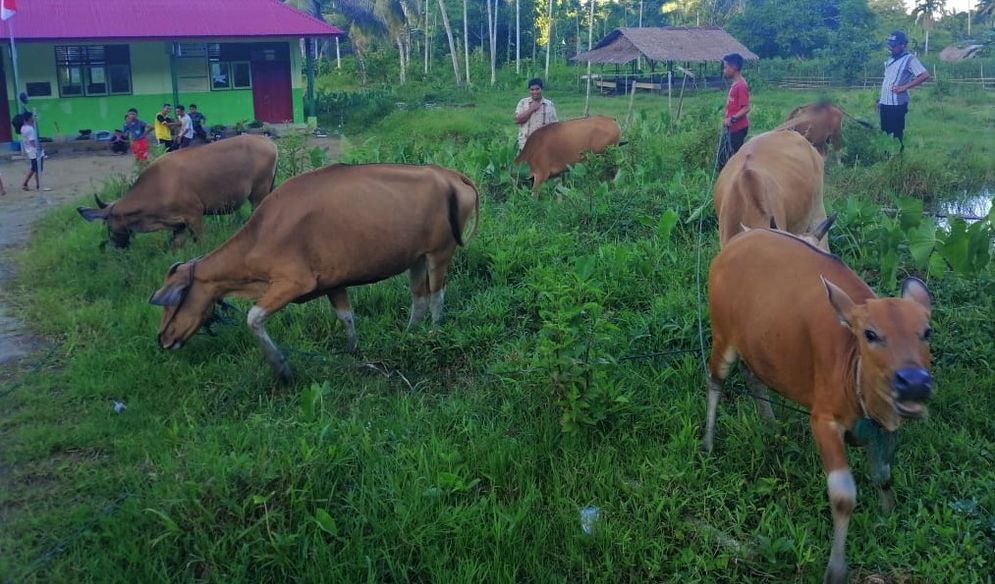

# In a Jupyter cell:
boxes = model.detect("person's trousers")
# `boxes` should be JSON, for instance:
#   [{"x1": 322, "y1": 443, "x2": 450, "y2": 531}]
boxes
[
  {"x1": 716, "y1": 126, "x2": 749, "y2": 172},
  {"x1": 880, "y1": 103, "x2": 908, "y2": 146}
]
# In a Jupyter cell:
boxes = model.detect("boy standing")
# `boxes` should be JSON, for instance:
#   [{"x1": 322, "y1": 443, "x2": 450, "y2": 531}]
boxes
[
  {"x1": 718, "y1": 52, "x2": 750, "y2": 170},
  {"x1": 19, "y1": 112, "x2": 43, "y2": 191}
]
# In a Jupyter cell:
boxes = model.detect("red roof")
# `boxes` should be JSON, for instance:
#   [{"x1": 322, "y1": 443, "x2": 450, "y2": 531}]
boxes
[{"x1": 0, "y1": 0, "x2": 342, "y2": 41}]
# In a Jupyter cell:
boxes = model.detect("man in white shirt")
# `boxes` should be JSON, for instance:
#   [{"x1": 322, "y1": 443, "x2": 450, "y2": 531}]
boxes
[
  {"x1": 19, "y1": 111, "x2": 43, "y2": 191},
  {"x1": 514, "y1": 78, "x2": 558, "y2": 152},
  {"x1": 175, "y1": 105, "x2": 195, "y2": 149},
  {"x1": 877, "y1": 31, "x2": 929, "y2": 151}
]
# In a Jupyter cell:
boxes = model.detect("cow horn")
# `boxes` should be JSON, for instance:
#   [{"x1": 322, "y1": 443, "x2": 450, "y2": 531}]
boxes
[
  {"x1": 95, "y1": 194, "x2": 109, "y2": 209},
  {"x1": 812, "y1": 214, "x2": 837, "y2": 242},
  {"x1": 167, "y1": 262, "x2": 183, "y2": 275}
]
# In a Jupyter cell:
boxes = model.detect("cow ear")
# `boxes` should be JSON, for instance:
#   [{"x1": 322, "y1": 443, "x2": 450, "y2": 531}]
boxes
[
  {"x1": 149, "y1": 281, "x2": 189, "y2": 307},
  {"x1": 822, "y1": 275, "x2": 855, "y2": 327},
  {"x1": 77, "y1": 206, "x2": 110, "y2": 222},
  {"x1": 900, "y1": 277, "x2": 931, "y2": 312}
]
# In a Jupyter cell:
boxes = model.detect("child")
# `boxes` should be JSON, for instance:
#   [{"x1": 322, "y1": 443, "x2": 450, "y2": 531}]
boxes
[
  {"x1": 717, "y1": 53, "x2": 750, "y2": 171},
  {"x1": 19, "y1": 111, "x2": 43, "y2": 191}
]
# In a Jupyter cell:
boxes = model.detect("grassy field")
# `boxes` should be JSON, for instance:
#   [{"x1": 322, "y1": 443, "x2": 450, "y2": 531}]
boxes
[{"x1": 1, "y1": 81, "x2": 994, "y2": 583}]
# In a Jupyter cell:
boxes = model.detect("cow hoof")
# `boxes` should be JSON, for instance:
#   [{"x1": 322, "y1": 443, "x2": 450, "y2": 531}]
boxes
[
  {"x1": 276, "y1": 362, "x2": 292, "y2": 384},
  {"x1": 822, "y1": 564, "x2": 848, "y2": 584},
  {"x1": 878, "y1": 489, "x2": 895, "y2": 515},
  {"x1": 344, "y1": 339, "x2": 358, "y2": 354}
]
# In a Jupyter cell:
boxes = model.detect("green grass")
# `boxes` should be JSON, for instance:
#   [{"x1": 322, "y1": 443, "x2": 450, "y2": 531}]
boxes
[{"x1": 1, "y1": 83, "x2": 994, "y2": 583}]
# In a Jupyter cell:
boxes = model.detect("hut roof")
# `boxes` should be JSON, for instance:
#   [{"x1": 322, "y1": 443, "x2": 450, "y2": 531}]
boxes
[{"x1": 573, "y1": 27, "x2": 758, "y2": 65}]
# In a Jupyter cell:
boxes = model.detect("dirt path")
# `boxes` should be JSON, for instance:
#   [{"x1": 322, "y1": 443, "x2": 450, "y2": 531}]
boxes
[
  {"x1": 0, "y1": 137, "x2": 341, "y2": 366},
  {"x1": 0, "y1": 151, "x2": 135, "y2": 365}
]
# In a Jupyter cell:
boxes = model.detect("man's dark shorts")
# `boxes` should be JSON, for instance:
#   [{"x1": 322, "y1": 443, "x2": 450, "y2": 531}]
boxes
[
  {"x1": 29, "y1": 158, "x2": 40, "y2": 172},
  {"x1": 880, "y1": 103, "x2": 908, "y2": 142}
]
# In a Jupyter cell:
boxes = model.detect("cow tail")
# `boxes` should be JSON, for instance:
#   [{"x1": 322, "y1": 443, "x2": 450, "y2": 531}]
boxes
[
  {"x1": 447, "y1": 190, "x2": 465, "y2": 247},
  {"x1": 839, "y1": 107, "x2": 873, "y2": 129},
  {"x1": 447, "y1": 172, "x2": 480, "y2": 247}
]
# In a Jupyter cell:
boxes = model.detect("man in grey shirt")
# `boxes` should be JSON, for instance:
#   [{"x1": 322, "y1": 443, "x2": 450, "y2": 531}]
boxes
[{"x1": 877, "y1": 31, "x2": 929, "y2": 151}]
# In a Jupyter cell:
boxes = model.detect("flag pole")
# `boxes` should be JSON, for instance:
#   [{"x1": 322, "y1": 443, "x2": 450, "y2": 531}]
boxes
[{"x1": 7, "y1": 15, "x2": 21, "y2": 113}]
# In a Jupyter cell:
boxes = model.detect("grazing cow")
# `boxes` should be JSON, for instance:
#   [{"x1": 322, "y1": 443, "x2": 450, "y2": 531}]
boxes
[
  {"x1": 149, "y1": 163, "x2": 480, "y2": 382},
  {"x1": 775, "y1": 100, "x2": 872, "y2": 160},
  {"x1": 514, "y1": 115, "x2": 621, "y2": 197},
  {"x1": 714, "y1": 130, "x2": 829, "y2": 250},
  {"x1": 703, "y1": 228, "x2": 934, "y2": 584},
  {"x1": 77, "y1": 134, "x2": 278, "y2": 248}
]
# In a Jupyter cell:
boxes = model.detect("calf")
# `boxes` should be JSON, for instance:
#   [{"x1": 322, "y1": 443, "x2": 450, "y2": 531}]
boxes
[
  {"x1": 78, "y1": 134, "x2": 277, "y2": 247},
  {"x1": 775, "y1": 100, "x2": 872, "y2": 161},
  {"x1": 704, "y1": 228, "x2": 933, "y2": 584},
  {"x1": 714, "y1": 130, "x2": 829, "y2": 250},
  {"x1": 149, "y1": 163, "x2": 480, "y2": 381},
  {"x1": 514, "y1": 115, "x2": 621, "y2": 197}
]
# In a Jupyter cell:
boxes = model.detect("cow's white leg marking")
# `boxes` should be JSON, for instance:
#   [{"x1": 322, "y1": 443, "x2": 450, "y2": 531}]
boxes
[
  {"x1": 824, "y1": 469, "x2": 855, "y2": 584},
  {"x1": 407, "y1": 296, "x2": 429, "y2": 330},
  {"x1": 702, "y1": 377, "x2": 722, "y2": 453},
  {"x1": 247, "y1": 306, "x2": 290, "y2": 381},
  {"x1": 328, "y1": 289, "x2": 357, "y2": 352},
  {"x1": 745, "y1": 370, "x2": 776, "y2": 421},
  {"x1": 429, "y1": 287, "x2": 446, "y2": 325},
  {"x1": 336, "y1": 309, "x2": 357, "y2": 352}
]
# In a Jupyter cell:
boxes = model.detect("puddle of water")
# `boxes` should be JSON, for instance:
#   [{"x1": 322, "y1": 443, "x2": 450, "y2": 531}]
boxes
[{"x1": 935, "y1": 188, "x2": 992, "y2": 229}]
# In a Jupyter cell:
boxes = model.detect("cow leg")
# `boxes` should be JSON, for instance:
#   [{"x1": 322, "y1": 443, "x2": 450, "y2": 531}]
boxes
[
  {"x1": 171, "y1": 226, "x2": 189, "y2": 247},
  {"x1": 744, "y1": 369, "x2": 776, "y2": 421},
  {"x1": 186, "y1": 215, "x2": 203, "y2": 243},
  {"x1": 248, "y1": 282, "x2": 311, "y2": 382},
  {"x1": 702, "y1": 343, "x2": 738, "y2": 453},
  {"x1": 407, "y1": 256, "x2": 430, "y2": 330},
  {"x1": 426, "y1": 249, "x2": 455, "y2": 325},
  {"x1": 327, "y1": 288, "x2": 357, "y2": 353},
  {"x1": 531, "y1": 173, "x2": 548, "y2": 199},
  {"x1": 812, "y1": 417, "x2": 854, "y2": 584}
]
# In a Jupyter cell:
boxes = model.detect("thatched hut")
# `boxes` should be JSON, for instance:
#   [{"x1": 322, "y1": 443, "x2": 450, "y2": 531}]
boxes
[{"x1": 572, "y1": 27, "x2": 757, "y2": 93}]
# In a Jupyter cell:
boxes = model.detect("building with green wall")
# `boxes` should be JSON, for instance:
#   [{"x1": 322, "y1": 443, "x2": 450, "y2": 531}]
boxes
[{"x1": 0, "y1": 0, "x2": 341, "y2": 142}]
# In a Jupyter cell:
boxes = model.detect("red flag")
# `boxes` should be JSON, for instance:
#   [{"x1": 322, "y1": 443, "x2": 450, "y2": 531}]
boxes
[{"x1": 1, "y1": 0, "x2": 16, "y2": 21}]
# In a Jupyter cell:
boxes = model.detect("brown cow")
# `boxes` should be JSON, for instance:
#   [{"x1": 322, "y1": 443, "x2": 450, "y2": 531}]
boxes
[
  {"x1": 514, "y1": 115, "x2": 621, "y2": 197},
  {"x1": 775, "y1": 100, "x2": 872, "y2": 160},
  {"x1": 703, "y1": 228, "x2": 933, "y2": 584},
  {"x1": 77, "y1": 134, "x2": 278, "y2": 247},
  {"x1": 714, "y1": 130, "x2": 829, "y2": 250},
  {"x1": 149, "y1": 163, "x2": 480, "y2": 382}
]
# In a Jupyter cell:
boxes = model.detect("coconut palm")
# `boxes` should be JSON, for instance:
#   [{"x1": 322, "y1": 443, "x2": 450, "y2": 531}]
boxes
[
  {"x1": 976, "y1": 0, "x2": 994, "y2": 25},
  {"x1": 912, "y1": 0, "x2": 946, "y2": 55}
]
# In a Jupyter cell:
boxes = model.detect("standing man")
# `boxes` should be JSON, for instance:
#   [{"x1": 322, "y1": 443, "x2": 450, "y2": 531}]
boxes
[
  {"x1": 154, "y1": 103, "x2": 177, "y2": 152},
  {"x1": 175, "y1": 105, "x2": 194, "y2": 149},
  {"x1": 123, "y1": 108, "x2": 150, "y2": 162},
  {"x1": 717, "y1": 52, "x2": 750, "y2": 171},
  {"x1": 878, "y1": 31, "x2": 929, "y2": 152},
  {"x1": 514, "y1": 78, "x2": 558, "y2": 152}
]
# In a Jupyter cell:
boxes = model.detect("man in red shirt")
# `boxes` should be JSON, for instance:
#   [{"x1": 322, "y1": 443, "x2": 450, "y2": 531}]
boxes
[{"x1": 717, "y1": 52, "x2": 750, "y2": 171}]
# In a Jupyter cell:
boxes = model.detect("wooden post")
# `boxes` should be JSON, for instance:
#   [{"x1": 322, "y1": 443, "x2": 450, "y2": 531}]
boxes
[
  {"x1": 625, "y1": 71, "x2": 637, "y2": 127},
  {"x1": 667, "y1": 71, "x2": 672, "y2": 119},
  {"x1": 335, "y1": 36, "x2": 341, "y2": 69}
]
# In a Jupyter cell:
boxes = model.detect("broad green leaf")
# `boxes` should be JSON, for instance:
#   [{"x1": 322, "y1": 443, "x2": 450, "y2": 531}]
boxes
[
  {"x1": 313, "y1": 508, "x2": 338, "y2": 536},
  {"x1": 657, "y1": 210, "x2": 679, "y2": 242},
  {"x1": 897, "y1": 197, "x2": 924, "y2": 231},
  {"x1": 907, "y1": 222, "x2": 937, "y2": 268}
]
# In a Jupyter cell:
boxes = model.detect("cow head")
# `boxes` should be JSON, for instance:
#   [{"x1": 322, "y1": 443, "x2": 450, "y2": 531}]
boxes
[
  {"x1": 149, "y1": 260, "x2": 214, "y2": 350},
  {"x1": 822, "y1": 276, "x2": 933, "y2": 431},
  {"x1": 77, "y1": 195, "x2": 132, "y2": 248}
]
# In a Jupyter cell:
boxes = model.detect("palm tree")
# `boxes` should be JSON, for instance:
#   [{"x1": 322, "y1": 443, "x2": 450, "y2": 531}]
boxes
[
  {"x1": 437, "y1": 0, "x2": 463, "y2": 86},
  {"x1": 912, "y1": 0, "x2": 946, "y2": 55},
  {"x1": 976, "y1": 0, "x2": 994, "y2": 25}
]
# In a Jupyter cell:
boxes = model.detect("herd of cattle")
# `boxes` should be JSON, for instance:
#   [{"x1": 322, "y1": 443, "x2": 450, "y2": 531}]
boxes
[{"x1": 75, "y1": 103, "x2": 931, "y2": 584}]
